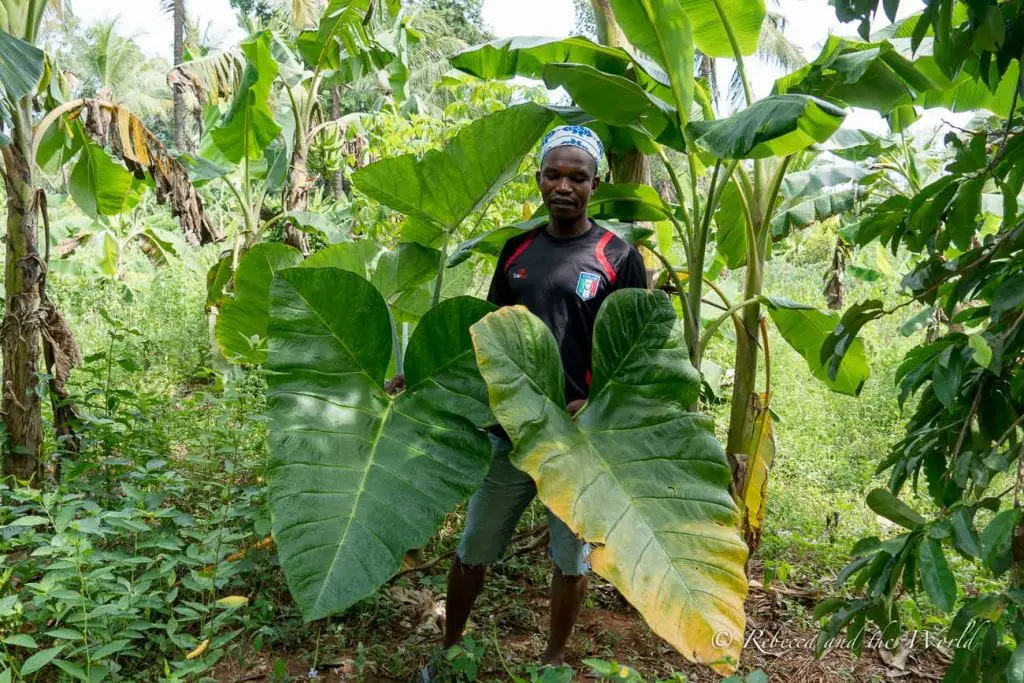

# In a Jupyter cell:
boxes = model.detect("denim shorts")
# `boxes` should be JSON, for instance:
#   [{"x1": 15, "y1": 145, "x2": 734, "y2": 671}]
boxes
[{"x1": 456, "y1": 432, "x2": 591, "y2": 576}]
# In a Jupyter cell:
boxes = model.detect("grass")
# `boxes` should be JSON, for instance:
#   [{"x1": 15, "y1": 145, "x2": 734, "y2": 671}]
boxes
[{"x1": 734, "y1": 253, "x2": 920, "y2": 582}]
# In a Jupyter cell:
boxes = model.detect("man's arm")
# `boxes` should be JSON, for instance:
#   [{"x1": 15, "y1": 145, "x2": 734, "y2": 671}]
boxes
[
  {"x1": 617, "y1": 246, "x2": 649, "y2": 290},
  {"x1": 486, "y1": 242, "x2": 516, "y2": 306}
]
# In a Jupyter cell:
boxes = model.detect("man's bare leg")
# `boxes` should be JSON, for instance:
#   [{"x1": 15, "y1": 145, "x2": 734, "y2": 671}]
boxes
[
  {"x1": 443, "y1": 556, "x2": 487, "y2": 649},
  {"x1": 542, "y1": 566, "x2": 588, "y2": 665}
]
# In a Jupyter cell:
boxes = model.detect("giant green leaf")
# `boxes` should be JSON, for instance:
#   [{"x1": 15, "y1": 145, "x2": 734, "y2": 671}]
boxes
[
  {"x1": 822, "y1": 128, "x2": 897, "y2": 161},
  {"x1": 687, "y1": 95, "x2": 846, "y2": 160},
  {"x1": 0, "y1": 28, "x2": 45, "y2": 101},
  {"x1": 763, "y1": 296, "x2": 871, "y2": 396},
  {"x1": 820, "y1": 299, "x2": 885, "y2": 384},
  {"x1": 68, "y1": 136, "x2": 134, "y2": 219},
  {"x1": 303, "y1": 241, "x2": 438, "y2": 301},
  {"x1": 676, "y1": 0, "x2": 766, "y2": 58},
  {"x1": 210, "y1": 31, "x2": 282, "y2": 163},
  {"x1": 215, "y1": 243, "x2": 303, "y2": 365},
  {"x1": 770, "y1": 189, "x2": 858, "y2": 237},
  {"x1": 452, "y1": 36, "x2": 673, "y2": 103},
  {"x1": 266, "y1": 268, "x2": 494, "y2": 620},
  {"x1": 471, "y1": 290, "x2": 747, "y2": 673},
  {"x1": 586, "y1": 183, "x2": 676, "y2": 222},
  {"x1": 609, "y1": 0, "x2": 694, "y2": 120},
  {"x1": 541, "y1": 63, "x2": 683, "y2": 149},
  {"x1": 36, "y1": 117, "x2": 82, "y2": 172},
  {"x1": 771, "y1": 34, "x2": 1016, "y2": 118},
  {"x1": 920, "y1": 60, "x2": 1020, "y2": 118},
  {"x1": 352, "y1": 103, "x2": 554, "y2": 231}
]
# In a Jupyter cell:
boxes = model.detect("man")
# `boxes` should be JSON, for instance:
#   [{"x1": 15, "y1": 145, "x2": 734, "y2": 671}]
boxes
[{"x1": 427, "y1": 125, "x2": 648, "y2": 678}]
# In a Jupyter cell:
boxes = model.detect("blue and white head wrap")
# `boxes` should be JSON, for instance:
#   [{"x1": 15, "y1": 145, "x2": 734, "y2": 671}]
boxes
[{"x1": 540, "y1": 125, "x2": 605, "y2": 167}]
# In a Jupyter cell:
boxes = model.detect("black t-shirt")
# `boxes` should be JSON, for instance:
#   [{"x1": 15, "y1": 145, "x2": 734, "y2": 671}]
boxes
[{"x1": 487, "y1": 221, "x2": 649, "y2": 403}]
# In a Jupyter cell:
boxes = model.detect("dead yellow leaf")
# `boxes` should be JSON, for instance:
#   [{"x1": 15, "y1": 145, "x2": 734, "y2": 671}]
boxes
[
  {"x1": 185, "y1": 639, "x2": 210, "y2": 660},
  {"x1": 216, "y1": 595, "x2": 249, "y2": 608}
]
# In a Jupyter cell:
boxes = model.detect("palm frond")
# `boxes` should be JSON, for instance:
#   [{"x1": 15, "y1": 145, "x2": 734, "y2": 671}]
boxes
[
  {"x1": 168, "y1": 48, "x2": 244, "y2": 107},
  {"x1": 47, "y1": 0, "x2": 67, "y2": 19},
  {"x1": 757, "y1": 13, "x2": 806, "y2": 72},
  {"x1": 290, "y1": 0, "x2": 323, "y2": 29}
]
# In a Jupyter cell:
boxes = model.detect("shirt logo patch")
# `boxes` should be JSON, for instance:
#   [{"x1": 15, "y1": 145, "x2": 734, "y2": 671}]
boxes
[
  {"x1": 512, "y1": 268, "x2": 528, "y2": 280},
  {"x1": 576, "y1": 272, "x2": 601, "y2": 301}
]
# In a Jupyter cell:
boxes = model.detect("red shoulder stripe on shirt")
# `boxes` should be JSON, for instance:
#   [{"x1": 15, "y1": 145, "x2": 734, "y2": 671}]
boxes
[
  {"x1": 503, "y1": 230, "x2": 538, "y2": 274},
  {"x1": 595, "y1": 231, "x2": 617, "y2": 285}
]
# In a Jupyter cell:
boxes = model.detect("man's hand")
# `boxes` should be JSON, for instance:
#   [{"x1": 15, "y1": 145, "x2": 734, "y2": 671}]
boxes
[
  {"x1": 384, "y1": 374, "x2": 406, "y2": 395},
  {"x1": 566, "y1": 399, "x2": 586, "y2": 418}
]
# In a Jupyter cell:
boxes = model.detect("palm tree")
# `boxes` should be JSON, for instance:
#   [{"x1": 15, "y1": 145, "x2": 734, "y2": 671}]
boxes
[
  {"x1": 71, "y1": 20, "x2": 172, "y2": 123},
  {"x1": 174, "y1": 1, "x2": 186, "y2": 150},
  {"x1": 395, "y1": 6, "x2": 473, "y2": 111}
]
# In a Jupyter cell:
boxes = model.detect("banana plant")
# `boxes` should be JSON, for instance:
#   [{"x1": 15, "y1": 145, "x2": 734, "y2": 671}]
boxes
[
  {"x1": 184, "y1": 10, "x2": 392, "y2": 364},
  {"x1": 773, "y1": 22, "x2": 1021, "y2": 123},
  {"x1": 0, "y1": 8, "x2": 65, "y2": 480},
  {"x1": 176, "y1": 0, "x2": 412, "y2": 253},
  {"x1": 0, "y1": 4, "x2": 218, "y2": 480},
  {"x1": 52, "y1": 211, "x2": 186, "y2": 281},
  {"x1": 182, "y1": 5, "x2": 429, "y2": 370}
]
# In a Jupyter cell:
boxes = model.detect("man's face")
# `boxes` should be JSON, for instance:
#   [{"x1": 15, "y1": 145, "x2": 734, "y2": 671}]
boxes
[{"x1": 537, "y1": 146, "x2": 600, "y2": 220}]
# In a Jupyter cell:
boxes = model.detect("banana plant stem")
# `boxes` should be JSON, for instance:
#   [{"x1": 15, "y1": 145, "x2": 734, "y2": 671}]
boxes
[{"x1": 648, "y1": 246, "x2": 698, "y2": 354}]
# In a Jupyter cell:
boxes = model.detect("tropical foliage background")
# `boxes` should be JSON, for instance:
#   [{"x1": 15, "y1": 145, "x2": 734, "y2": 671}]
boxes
[{"x1": 0, "y1": 0, "x2": 1021, "y2": 681}]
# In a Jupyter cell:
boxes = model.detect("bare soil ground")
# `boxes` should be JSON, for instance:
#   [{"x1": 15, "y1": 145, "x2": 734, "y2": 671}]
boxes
[{"x1": 213, "y1": 556, "x2": 951, "y2": 683}]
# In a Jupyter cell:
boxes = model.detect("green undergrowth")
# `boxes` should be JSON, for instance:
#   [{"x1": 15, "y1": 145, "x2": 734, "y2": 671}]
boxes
[{"x1": 0, "y1": 232, "x2": 959, "y2": 680}]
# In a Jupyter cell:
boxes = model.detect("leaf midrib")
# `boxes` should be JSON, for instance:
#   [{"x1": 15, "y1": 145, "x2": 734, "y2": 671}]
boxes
[{"x1": 310, "y1": 400, "x2": 392, "y2": 615}]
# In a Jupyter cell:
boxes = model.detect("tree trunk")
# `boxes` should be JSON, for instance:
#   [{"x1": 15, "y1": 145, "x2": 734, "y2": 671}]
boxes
[
  {"x1": 726, "y1": 233, "x2": 765, "y2": 486},
  {"x1": 610, "y1": 149, "x2": 651, "y2": 185},
  {"x1": 1, "y1": 103, "x2": 44, "y2": 483},
  {"x1": 589, "y1": 0, "x2": 628, "y2": 48},
  {"x1": 589, "y1": 1, "x2": 651, "y2": 186},
  {"x1": 824, "y1": 237, "x2": 848, "y2": 310},
  {"x1": 283, "y1": 139, "x2": 312, "y2": 254},
  {"x1": 172, "y1": 0, "x2": 187, "y2": 152},
  {"x1": 331, "y1": 86, "x2": 345, "y2": 200}
]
